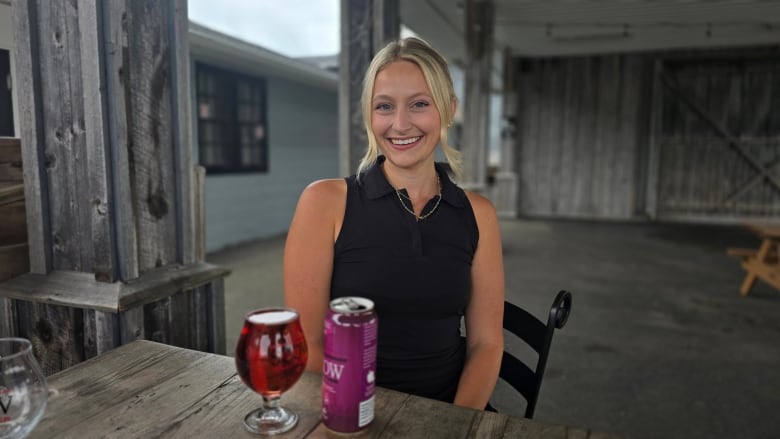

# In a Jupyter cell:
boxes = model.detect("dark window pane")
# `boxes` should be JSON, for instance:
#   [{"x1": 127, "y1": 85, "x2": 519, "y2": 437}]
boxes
[{"x1": 195, "y1": 62, "x2": 268, "y2": 173}]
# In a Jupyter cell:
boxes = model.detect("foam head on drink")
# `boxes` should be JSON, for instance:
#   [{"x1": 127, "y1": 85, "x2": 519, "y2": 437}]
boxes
[{"x1": 322, "y1": 297, "x2": 378, "y2": 433}]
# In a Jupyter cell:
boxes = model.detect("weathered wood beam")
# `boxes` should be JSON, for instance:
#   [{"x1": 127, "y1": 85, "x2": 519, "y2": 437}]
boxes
[
  {"x1": 339, "y1": 0, "x2": 399, "y2": 177},
  {"x1": 461, "y1": 0, "x2": 494, "y2": 190},
  {"x1": 494, "y1": 49, "x2": 518, "y2": 218},
  {"x1": 0, "y1": 263, "x2": 230, "y2": 313}
]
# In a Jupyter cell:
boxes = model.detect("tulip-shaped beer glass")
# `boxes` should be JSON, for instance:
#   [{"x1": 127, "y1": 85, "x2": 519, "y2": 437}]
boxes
[{"x1": 235, "y1": 308, "x2": 308, "y2": 435}]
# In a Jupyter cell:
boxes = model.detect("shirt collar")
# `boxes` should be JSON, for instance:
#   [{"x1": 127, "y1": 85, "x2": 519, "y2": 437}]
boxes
[{"x1": 360, "y1": 156, "x2": 466, "y2": 207}]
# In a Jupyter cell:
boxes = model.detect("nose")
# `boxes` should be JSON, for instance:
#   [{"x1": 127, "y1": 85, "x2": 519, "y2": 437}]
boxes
[{"x1": 392, "y1": 107, "x2": 411, "y2": 132}]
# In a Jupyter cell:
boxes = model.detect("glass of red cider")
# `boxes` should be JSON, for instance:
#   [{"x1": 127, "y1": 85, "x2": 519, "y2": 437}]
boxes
[{"x1": 235, "y1": 308, "x2": 308, "y2": 435}]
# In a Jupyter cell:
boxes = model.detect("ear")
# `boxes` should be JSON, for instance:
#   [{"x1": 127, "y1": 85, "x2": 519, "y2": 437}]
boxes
[{"x1": 449, "y1": 97, "x2": 458, "y2": 126}]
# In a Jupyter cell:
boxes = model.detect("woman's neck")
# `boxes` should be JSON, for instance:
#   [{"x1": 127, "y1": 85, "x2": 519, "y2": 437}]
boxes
[{"x1": 381, "y1": 162, "x2": 439, "y2": 201}]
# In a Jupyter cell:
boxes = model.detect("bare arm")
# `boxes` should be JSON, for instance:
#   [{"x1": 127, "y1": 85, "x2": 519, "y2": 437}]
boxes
[
  {"x1": 453, "y1": 192, "x2": 505, "y2": 409},
  {"x1": 283, "y1": 179, "x2": 346, "y2": 373}
]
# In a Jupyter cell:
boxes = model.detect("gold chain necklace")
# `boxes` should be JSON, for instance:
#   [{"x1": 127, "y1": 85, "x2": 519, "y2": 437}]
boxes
[{"x1": 395, "y1": 175, "x2": 442, "y2": 221}]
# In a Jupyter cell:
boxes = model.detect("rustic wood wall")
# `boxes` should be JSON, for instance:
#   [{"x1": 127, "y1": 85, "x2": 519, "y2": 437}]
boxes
[
  {"x1": 515, "y1": 55, "x2": 651, "y2": 219},
  {"x1": 514, "y1": 46, "x2": 780, "y2": 223},
  {"x1": 650, "y1": 49, "x2": 780, "y2": 221},
  {"x1": 1, "y1": 0, "x2": 228, "y2": 375}
]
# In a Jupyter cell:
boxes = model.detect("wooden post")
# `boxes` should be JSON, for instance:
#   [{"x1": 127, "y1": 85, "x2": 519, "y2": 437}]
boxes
[
  {"x1": 339, "y1": 0, "x2": 399, "y2": 177},
  {"x1": 495, "y1": 49, "x2": 518, "y2": 218},
  {"x1": 1, "y1": 0, "x2": 229, "y2": 374},
  {"x1": 461, "y1": 0, "x2": 494, "y2": 191}
]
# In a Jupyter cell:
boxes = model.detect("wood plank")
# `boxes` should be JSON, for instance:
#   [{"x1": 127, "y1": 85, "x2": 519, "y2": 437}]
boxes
[
  {"x1": 535, "y1": 59, "x2": 555, "y2": 214},
  {"x1": 727, "y1": 247, "x2": 758, "y2": 258},
  {"x1": 369, "y1": 386, "x2": 410, "y2": 435},
  {"x1": 126, "y1": 0, "x2": 178, "y2": 272},
  {"x1": 616, "y1": 55, "x2": 644, "y2": 218},
  {"x1": 13, "y1": 0, "x2": 51, "y2": 274},
  {"x1": 170, "y1": 0, "x2": 196, "y2": 266},
  {"x1": 119, "y1": 306, "x2": 145, "y2": 344},
  {"x1": 516, "y1": 58, "x2": 539, "y2": 214},
  {"x1": 380, "y1": 392, "x2": 477, "y2": 438},
  {"x1": 194, "y1": 165, "x2": 206, "y2": 261},
  {"x1": 38, "y1": 0, "x2": 92, "y2": 273},
  {"x1": 121, "y1": 262, "x2": 230, "y2": 311},
  {"x1": 55, "y1": 350, "x2": 238, "y2": 438},
  {"x1": 738, "y1": 238, "x2": 774, "y2": 296},
  {"x1": 0, "y1": 297, "x2": 16, "y2": 338},
  {"x1": 169, "y1": 287, "x2": 209, "y2": 351},
  {"x1": 741, "y1": 258, "x2": 780, "y2": 291},
  {"x1": 154, "y1": 365, "x2": 324, "y2": 439},
  {"x1": 82, "y1": 309, "x2": 119, "y2": 359},
  {"x1": 30, "y1": 340, "x2": 209, "y2": 438},
  {"x1": 15, "y1": 301, "x2": 84, "y2": 375},
  {"x1": 0, "y1": 262, "x2": 230, "y2": 312},
  {"x1": 207, "y1": 277, "x2": 227, "y2": 355},
  {"x1": 77, "y1": 0, "x2": 116, "y2": 283},
  {"x1": 644, "y1": 59, "x2": 664, "y2": 218},
  {"x1": 468, "y1": 410, "x2": 509, "y2": 437},
  {"x1": 572, "y1": 57, "x2": 597, "y2": 216},
  {"x1": 102, "y1": 0, "x2": 139, "y2": 280}
]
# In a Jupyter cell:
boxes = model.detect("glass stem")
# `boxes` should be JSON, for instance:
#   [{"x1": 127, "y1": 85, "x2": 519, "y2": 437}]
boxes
[{"x1": 263, "y1": 395, "x2": 281, "y2": 411}]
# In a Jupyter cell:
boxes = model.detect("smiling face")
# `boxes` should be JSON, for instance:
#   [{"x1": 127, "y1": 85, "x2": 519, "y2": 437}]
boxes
[{"x1": 370, "y1": 60, "x2": 442, "y2": 174}]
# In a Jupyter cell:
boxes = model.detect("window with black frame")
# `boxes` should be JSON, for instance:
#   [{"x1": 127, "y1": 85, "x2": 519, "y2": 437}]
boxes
[{"x1": 196, "y1": 62, "x2": 268, "y2": 173}]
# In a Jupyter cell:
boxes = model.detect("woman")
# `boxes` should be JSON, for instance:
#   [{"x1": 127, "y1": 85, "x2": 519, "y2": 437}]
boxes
[{"x1": 284, "y1": 37, "x2": 504, "y2": 410}]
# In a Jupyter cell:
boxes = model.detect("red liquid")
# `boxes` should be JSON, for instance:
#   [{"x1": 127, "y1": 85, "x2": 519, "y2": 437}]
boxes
[{"x1": 235, "y1": 310, "x2": 308, "y2": 397}]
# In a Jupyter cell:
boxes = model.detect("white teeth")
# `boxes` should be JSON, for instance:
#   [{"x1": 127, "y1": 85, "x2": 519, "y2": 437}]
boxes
[{"x1": 391, "y1": 136, "x2": 420, "y2": 145}]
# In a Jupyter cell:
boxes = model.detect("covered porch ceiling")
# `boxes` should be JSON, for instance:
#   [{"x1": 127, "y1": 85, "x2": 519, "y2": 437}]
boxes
[{"x1": 400, "y1": 0, "x2": 780, "y2": 62}]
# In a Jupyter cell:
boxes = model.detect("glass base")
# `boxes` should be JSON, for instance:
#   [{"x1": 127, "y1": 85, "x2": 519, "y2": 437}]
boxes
[{"x1": 243, "y1": 406, "x2": 299, "y2": 435}]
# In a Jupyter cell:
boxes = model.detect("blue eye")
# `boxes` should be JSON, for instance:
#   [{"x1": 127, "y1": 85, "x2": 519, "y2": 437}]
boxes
[
  {"x1": 412, "y1": 101, "x2": 429, "y2": 109},
  {"x1": 375, "y1": 103, "x2": 393, "y2": 111}
]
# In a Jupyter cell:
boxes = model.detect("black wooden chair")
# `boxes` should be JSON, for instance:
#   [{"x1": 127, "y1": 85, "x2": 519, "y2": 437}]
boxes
[{"x1": 491, "y1": 290, "x2": 572, "y2": 419}]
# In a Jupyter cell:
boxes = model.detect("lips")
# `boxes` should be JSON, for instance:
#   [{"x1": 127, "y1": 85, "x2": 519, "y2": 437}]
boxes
[{"x1": 388, "y1": 136, "x2": 422, "y2": 151}]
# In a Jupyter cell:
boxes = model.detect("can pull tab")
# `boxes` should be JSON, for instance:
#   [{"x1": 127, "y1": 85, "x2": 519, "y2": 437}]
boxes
[{"x1": 343, "y1": 298, "x2": 367, "y2": 311}]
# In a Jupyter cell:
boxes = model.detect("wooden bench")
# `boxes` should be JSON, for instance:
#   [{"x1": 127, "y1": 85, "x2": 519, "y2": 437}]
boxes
[
  {"x1": 729, "y1": 224, "x2": 780, "y2": 296},
  {"x1": 727, "y1": 247, "x2": 777, "y2": 263}
]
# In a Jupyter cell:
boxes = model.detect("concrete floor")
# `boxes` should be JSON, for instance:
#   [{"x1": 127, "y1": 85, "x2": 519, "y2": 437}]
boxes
[{"x1": 206, "y1": 219, "x2": 780, "y2": 439}]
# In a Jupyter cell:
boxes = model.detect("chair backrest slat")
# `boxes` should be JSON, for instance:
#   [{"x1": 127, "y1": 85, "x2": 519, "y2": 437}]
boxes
[{"x1": 493, "y1": 290, "x2": 572, "y2": 419}]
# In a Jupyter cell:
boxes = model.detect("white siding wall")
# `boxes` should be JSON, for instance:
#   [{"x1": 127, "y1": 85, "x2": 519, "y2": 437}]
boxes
[
  {"x1": 203, "y1": 76, "x2": 339, "y2": 252},
  {"x1": 0, "y1": 3, "x2": 20, "y2": 136}
]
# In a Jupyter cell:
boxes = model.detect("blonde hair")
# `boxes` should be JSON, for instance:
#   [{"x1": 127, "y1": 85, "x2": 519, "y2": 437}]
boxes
[{"x1": 357, "y1": 37, "x2": 462, "y2": 179}]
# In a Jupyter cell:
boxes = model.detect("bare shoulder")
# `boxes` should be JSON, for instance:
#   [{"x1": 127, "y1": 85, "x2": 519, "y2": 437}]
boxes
[
  {"x1": 464, "y1": 190, "x2": 498, "y2": 224},
  {"x1": 303, "y1": 178, "x2": 347, "y2": 197},
  {"x1": 294, "y1": 179, "x2": 347, "y2": 230},
  {"x1": 298, "y1": 178, "x2": 347, "y2": 208}
]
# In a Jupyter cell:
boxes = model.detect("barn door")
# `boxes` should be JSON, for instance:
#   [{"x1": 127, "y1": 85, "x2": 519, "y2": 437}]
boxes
[{"x1": 650, "y1": 56, "x2": 780, "y2": 221}]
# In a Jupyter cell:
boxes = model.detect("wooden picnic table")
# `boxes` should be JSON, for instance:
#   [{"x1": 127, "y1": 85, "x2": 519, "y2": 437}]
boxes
[
  {"x1": 728, "y1": 223, "x2": 780, "y2": 296},
  {"x1": 29, "y1": 340, "x2": 618, "y2": 438}
]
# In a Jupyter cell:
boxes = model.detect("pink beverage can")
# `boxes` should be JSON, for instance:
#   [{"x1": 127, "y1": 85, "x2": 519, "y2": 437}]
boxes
[{"x1": 322, "y1": 297, "x2": 378, "y2": 434}]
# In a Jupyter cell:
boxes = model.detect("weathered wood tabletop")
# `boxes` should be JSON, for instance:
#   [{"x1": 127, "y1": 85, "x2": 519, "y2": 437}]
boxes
[{"x1": 30, "y1": 340, "x2": 617, "y2": 438}]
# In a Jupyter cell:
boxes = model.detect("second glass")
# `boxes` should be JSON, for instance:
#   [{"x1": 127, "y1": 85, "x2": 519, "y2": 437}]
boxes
[{"x1": 0, "y1": 338, "x2": 48, "y2": 439}]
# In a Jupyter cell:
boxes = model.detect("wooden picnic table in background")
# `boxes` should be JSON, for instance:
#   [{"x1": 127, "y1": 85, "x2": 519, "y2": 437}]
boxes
[
  {"x1": 728, "y1": 223, "x2": 780, "y2": 296},
  {"x1": 30, "y1": 340, "x2": 619, "y2": 438}
]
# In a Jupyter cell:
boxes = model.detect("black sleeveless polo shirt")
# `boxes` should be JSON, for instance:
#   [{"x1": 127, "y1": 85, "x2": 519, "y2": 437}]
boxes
[{"x1": 330, "y1": 156, "x2": 479, "y2": 402}]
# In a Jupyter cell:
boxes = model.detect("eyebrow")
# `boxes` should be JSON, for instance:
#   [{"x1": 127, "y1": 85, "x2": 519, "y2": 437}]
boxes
[{"x1": 372, "y1": 93, "x2": 432, "y2": 102}]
